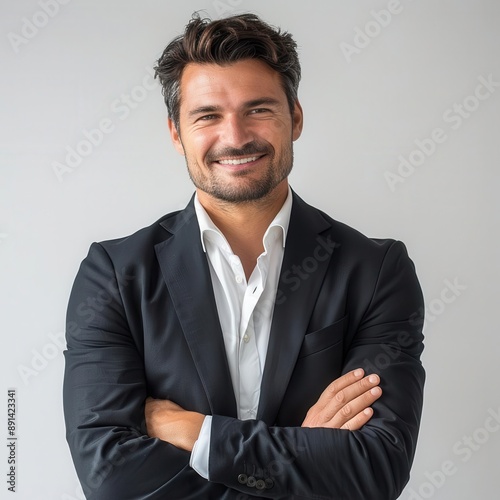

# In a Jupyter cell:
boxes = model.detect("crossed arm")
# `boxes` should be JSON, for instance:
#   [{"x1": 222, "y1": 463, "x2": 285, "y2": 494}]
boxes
[
  {"x1": 145, "y1": 369, "x2": 382, "y2": 452},
  {"x1": 64, "y1": 240, "x2": 424, "y2": 499}
]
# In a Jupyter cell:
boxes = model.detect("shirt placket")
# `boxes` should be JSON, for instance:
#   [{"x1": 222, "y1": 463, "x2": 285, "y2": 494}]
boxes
[{"x1": 237, "y1": 264, "x2": 265, "y2": 420}]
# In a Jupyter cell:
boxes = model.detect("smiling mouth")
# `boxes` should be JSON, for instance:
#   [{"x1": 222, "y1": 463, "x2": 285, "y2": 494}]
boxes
[{"x1": 216, "y1": 155, "x2": 265, "y2": 166}]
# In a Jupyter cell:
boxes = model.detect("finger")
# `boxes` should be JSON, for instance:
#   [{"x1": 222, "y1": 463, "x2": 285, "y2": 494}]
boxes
[
  {"x1": 329, "y1": 385, "x2": 382, "y2": 428},
  {"x1": 340, "y1": 407, "x2": 374, "y2": 431},
  {"x1": 318, "y1": 374, "x2": 380, "y2": 421},
  {"x1": 335, "y1": 374, "x2": 380, "y2": 409},
  {"x1": 313, "y1": 369, "x2": 366, "y2": 410}
]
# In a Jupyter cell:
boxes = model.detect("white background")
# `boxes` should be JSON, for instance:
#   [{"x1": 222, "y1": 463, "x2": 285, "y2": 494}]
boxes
[{"x1": 1, "y1": 1, "x2": 499, "y2": 499}]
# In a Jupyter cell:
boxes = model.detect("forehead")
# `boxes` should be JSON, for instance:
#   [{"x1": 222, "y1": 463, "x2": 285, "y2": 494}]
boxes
[{"x1": 178, "y1": 59, "x2": 286, "y2": 111}]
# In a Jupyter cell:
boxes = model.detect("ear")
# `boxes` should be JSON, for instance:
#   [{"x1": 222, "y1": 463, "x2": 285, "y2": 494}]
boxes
[
  {"x1": 291, "y1": 100, "x2": 304, "y2": 142},
  {"x1": 168, "y1": 118, "x2": 185, "y2": 155}
]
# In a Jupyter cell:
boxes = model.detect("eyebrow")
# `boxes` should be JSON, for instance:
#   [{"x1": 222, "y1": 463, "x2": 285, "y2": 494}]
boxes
[
  {"x1": 187, "y1": 98, "x2": 282, "y2": 118},
  {"x1": 188, "y1": 105, "x2": 223, "y2": 118},
  {"x1": 244, "y1": 98, "x2": 282, "y2": 109}
]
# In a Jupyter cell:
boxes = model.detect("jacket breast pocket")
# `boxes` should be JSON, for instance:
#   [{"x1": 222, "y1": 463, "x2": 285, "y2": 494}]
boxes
[{"x1": 298, "y1": 315, "x2": 347, "y2": 358}]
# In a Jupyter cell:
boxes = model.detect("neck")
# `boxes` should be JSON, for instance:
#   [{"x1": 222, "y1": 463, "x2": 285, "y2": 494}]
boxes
[{"x1": 197, "y1": 181, "x2": 288, "y2": 278}]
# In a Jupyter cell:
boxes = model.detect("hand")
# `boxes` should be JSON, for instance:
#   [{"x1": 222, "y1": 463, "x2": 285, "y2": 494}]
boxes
[
  {"x1": 301, "y1": 369, "x2": 382, "y2": 430},
  {"x1": 144, "y1": 398, "x2": 205, "y2": 452}
]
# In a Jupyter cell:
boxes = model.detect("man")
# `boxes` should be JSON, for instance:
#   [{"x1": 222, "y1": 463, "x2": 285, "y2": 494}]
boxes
[{"x1": 63, "y1": 13, "x2": 425, "y2": 500}]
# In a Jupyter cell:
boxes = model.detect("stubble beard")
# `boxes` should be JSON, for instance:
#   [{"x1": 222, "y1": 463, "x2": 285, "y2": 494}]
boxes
[{"x1": 185, "y1": 142, "x2": 294, "y2": 204}]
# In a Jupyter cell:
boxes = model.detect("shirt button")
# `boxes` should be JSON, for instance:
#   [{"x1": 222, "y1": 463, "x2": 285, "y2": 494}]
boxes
[
  {"x1": 235, "y1": 275, "x2": 243, "y2": 283},
  {"x1": 243, "y1": 334, "x2": 250, "y2": 343}
]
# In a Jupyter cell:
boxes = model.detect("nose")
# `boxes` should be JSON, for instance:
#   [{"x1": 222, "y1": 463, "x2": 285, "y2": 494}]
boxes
[{"x1": 220, "y1": 114, "x2": 253, "y2": 148}]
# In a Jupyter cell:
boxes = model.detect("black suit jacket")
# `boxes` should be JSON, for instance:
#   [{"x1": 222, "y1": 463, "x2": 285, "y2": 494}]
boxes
[{"x1": 63, "y1": 191, "x2": 425, "y2": 499}]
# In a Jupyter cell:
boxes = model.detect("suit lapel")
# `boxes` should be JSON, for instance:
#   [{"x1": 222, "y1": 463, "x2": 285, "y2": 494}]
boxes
[
  {"x1": 155, "y1": 200, "x2": 237, "y2": 417},
  {"x1": 258, "y1": 192, "x2": 336, "y2": 424}
]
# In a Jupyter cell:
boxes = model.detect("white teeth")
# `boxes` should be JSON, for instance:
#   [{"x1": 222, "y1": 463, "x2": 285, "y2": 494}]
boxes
[{"x1": 218, "y1": 156, "x2": 259, "y2": 165}]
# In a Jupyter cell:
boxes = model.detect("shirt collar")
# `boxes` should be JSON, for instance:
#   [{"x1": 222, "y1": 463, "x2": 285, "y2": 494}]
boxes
[{"x1": 194, "y1": 186, "x2": 293, "y2": 253}]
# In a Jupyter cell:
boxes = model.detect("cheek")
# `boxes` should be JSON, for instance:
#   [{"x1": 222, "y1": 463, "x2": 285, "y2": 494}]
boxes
[
  {"x1": 188, "y1": 132, "x2": 215, "y2": 161},
  {"x1": 258, "y1": 119, "x2": 291, "y2": 142}
]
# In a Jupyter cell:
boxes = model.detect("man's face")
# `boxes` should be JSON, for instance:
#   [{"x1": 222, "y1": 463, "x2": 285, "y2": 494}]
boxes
[{"x1": 169, "y1": 59, "x2": 303, "y2": 204}]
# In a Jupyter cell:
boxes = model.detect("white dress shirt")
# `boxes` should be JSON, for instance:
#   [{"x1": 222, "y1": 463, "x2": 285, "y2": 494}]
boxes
[{"x1": 189, "y1": 187, "x2": 293, "y2": 479}]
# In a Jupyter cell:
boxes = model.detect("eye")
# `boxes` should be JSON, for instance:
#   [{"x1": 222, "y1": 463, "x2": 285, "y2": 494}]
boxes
[
  {"x1": 198, "y1": 114, "x2": 218, "y2": 121},
  {"x1": 249, "y1": 108, "x2": 270, "y2": 115}
]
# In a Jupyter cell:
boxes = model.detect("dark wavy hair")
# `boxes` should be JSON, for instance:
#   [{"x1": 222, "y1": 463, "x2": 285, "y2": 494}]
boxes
[{"x1": 154, "y1": 12, "x2": 301, "y2": 130}]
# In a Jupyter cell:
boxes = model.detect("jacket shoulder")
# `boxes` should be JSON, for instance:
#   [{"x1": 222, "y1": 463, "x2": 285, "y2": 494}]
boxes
[
  {"x1": 294, "y1": 192, "x2": 399, "y2": 258},
  {"x1": 89, "y1": 204, "x2": 197, "y2": 264}
]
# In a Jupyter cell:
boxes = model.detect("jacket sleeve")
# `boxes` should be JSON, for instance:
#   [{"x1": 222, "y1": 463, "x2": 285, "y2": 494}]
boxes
[
  {"x1": 63, "y1": 243, "x2": 231, "y2": 499},
  {"x1": 207, "y1": 241, "x2": 425, "y2": 500}
]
